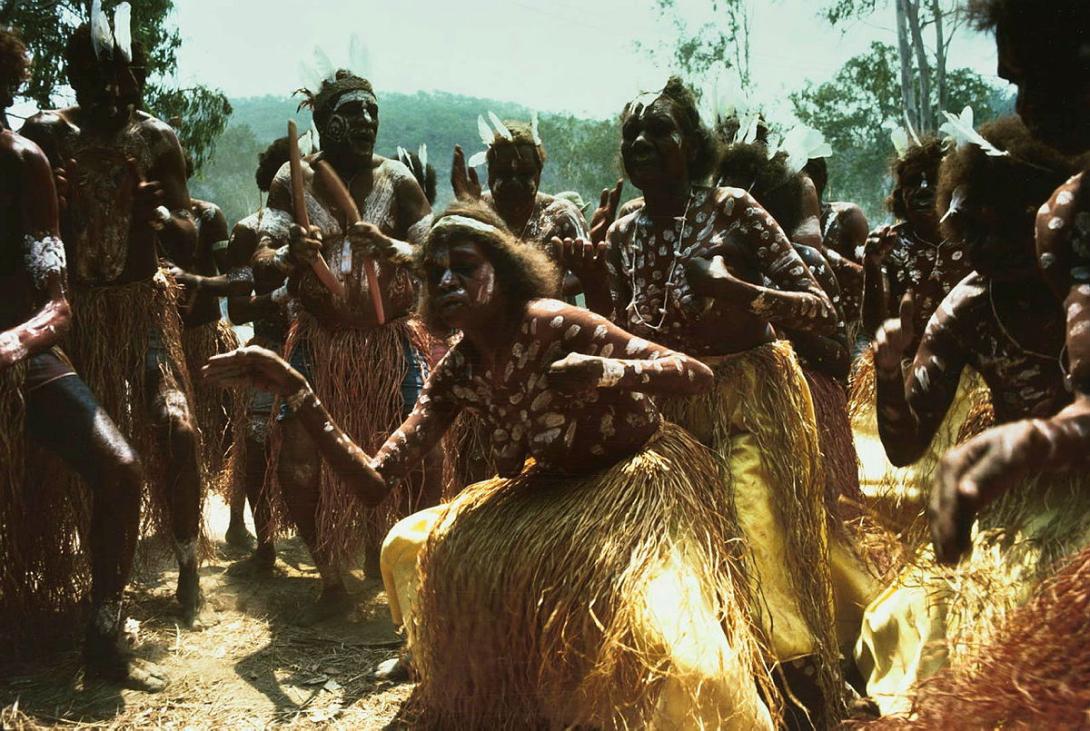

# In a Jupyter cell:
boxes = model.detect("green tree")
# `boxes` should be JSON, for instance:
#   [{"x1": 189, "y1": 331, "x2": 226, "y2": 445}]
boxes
[
  {"x1": 643, "y1": 0, "x2": 754, "y2": 88},
  {"x1": 791, "y1": 41, "x2": 1004, "y2": 221},
  {"x1": 3, "y1": 0, "x2": 231, "y2": 170}
]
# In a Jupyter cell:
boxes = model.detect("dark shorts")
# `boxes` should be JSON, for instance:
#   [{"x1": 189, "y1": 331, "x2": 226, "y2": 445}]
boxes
[
  {"x1": 24, "y1": 348, "x2": 77, "y2": 393},
  {"x1": 276, "y1": 333, "x2": 429, "y2": 422}
]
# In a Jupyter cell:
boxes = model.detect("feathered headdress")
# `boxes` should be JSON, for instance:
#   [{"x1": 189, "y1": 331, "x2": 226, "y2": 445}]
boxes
[
  {"x1": 939, "y1": 106, "x2": 1010, "y2": 158},
  {"x1": 773, "y1": 124, "x2": 833, "y2": 175},
  {"x1": 89, "y1": 0, "x2": 133, "y2": 62},
  {"x1": 465, "y1": 112, "x2": 541, "y2": 169},
  {"x1": 295, "y1": 34, "x2": 374, "y2": 125}
]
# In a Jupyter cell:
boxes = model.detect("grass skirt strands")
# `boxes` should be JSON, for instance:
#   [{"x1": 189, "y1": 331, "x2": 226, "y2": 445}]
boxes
[
  {"x1": 804, "y1": 368, "x2": 864, "y2": 526},
  {"x1": 848, "y1": 348, "x2": 993, "y2": 549},
  {"x1": 401, "y1": 422, "x2": 779, "y2": 729},
  {"x1": 183, "y1": 320, "x2": 244, "y2": 497},
  {"x1": 0, "y1": 362, "x2": 91, "y2": 653},
  {"x1": 445, "y1": 410, "x2": 497, "y2": 496},
  {"x1": 879, "y1": 544, "x2": 1090, "y2": 728},
  {"x1": 268, "y1": 314, "x2": 438, "y2": 566},
  {"x1": 62, "y1": 272, "x2": 203, "y2": 546},
  {"x1": 855, "y1": 471, "x2": 1090, "y2": 717},
  {"x1": 658, "y1": 340, "x2": 844, "y2": 723}
]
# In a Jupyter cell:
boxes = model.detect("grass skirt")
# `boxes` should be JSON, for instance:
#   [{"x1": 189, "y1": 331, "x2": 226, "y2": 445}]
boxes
[
  {"x1": 881, "y1": 544, "x2": 1090, "y2": 727},
  {"x1": 403, "y1": 422, "x2": 779, "y2": 729},
  {"x1": 62, "y1": 272, "x2": 202, "y2": 544},
  {"x1": 268, "y1": 315, "x2": 437, "y2": 565},
  {"x1": 183, "y1": 320, "x2": 244, "y2": 497},
  {"x1": 0, "y1": 363, "x2": 91, "y2": 652},
  {"x1": 658, "y1": 340, "x2": 843, "y2": 721},
  {"x1": 848, "y1": 348, "x2": 993, "y2": 550},
  {"x1": 855, "y1": 471, "x2": 1090, "y2": 716}
]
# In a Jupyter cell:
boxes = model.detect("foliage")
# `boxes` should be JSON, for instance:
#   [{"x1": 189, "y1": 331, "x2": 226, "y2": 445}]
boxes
[
  {"x1": 3, "y1": 0, "x2": 230, "y2": 170},
  {"x1": 192, "y1": 91, "x2": 626, "y2": 230},
  {"x1": 643, "y1": 0, "x2": 753, "y2": 89},
  {"x1": 791, "y1": 41, "x2": 1007, "y2": 221}
]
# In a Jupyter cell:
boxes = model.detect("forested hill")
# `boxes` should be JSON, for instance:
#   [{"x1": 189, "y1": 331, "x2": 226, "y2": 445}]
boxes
[{"x1": 190, "y1": 90, "x2": 624, "y2": 228}]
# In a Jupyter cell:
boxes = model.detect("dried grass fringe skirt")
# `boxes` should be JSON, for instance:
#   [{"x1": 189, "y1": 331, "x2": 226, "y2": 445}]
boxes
[{"x1": 383, "y1": 421, "x2": 780, "y2": 729}]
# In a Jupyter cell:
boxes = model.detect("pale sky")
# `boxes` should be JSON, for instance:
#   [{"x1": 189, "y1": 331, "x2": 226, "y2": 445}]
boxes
[{"x1": 168, "y1": 0, "x2": 1005, "y2": 121}]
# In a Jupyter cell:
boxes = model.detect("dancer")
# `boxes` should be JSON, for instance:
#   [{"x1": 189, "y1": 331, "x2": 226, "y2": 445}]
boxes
[
  {"x1": 565, "y1": 77, "x2": 846, "y2": 725},
  {"x1": 0, "y1": 24, "x2": 164, "y2": 689},
  {"x1": 206, "y1": 203, "x2": 777, "y2": 729},
  {"x1": 255, "y1": 69, "x2": 439, "y2": 621},
  {"x1": 22, "y1": 15, "x2": 206, "y2": 626}
]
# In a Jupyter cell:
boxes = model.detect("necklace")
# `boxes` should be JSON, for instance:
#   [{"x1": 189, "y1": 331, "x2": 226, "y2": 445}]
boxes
[
  {"x1": 626, "y1": 191, "x2": 694, "y2": 332},
  {"x1": 987, "y1": 280, "x2": 1069, "y2": 377}
]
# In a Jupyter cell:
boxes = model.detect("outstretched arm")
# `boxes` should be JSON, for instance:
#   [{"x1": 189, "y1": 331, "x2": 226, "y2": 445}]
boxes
[
  {"x1": 542, "y1": 303, "x2": 713, "y2": 396},
  {"x1": 875, "y1": 294, "x2": 966, "y2": 466},
  {"x1": 686, "y1": 191, "x2": 837, "y2": 335},
  {"x1": 862, "y1": 225, "x2": 899, "y2": 336},
  {"x1": 203, "y1": 346, "x2": 460, "y2": 506},
  {"x1": 0, "y1": 136, "x2": 71, "y2": 371}
]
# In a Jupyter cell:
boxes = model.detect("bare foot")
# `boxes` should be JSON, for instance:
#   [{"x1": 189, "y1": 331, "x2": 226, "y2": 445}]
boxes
[
  {"x1": 225, "y1": 519, "x2": 256, "y2": 550},
  {"x1": 85, "y1": 628, "x2": 168, "y2": 692},
  {"x1": 226, "y1": 544, "x2": 277, "y2": 578},
  {"x1": 294, "y1": 586, "x2": 354, "y2": 627}
]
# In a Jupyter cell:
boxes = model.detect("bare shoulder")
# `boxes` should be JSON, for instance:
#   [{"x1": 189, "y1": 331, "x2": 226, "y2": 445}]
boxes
[
  {"x1": 937, "y1": 271, "x2": 987, "y2": 321},
  {"x1": 1037, "y1": 173, "x2": 1083, "y2": 251},
  {"x1": 378, "y1": 156, "x2": 415, "y2": 186},
  {"x1": 606, "y1": 208, "x2": 641, "y2": 241},
  {"x1": 136, "y1": 111, "x2": 183, "y2": 153},
  {"x1": 18, "y1": 109, "x2": 71, "y2": 152}
]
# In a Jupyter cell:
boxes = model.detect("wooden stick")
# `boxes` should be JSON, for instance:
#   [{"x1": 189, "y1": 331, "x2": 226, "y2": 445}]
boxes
[
  {"x1": 314, "y1": 159, "x2": 386, "y2": 325},
  {"x1": 287, "y1": 120, "x2": 345, "y2": 299}
]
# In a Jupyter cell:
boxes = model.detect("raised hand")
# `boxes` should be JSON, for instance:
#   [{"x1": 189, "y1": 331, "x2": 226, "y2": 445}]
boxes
[
  {"x1": 288, "y1": 224, "x2": 324, "y2": 265},
  {"x1": 127, "y1": 157, "x2": 168, "y2": 230},
  {"x1": 202, "y1": 345, "x2": 311, "y2": 398},
  {"x1": 874, "y1": 291, "x2": 916, "y2": 373},
  {"x1": 347, "y1": 221, "x2": 412, "y2": 265},
  {"x1": 589, "y1": 179, "x2": 623, "y2": 244},
  {"x1": 167, "y1": 264, "x2": 200, "y2": 313},
  {"x1": 554, "y1": 236, "x2": 607, "y2": 282},
  {"x1": 863, "y1": 224, "x2": 900, "y2": 263},
  {"x1": 546, "y1": 352, "x2": 608, "y2": 396},
  {"x1": 929, "y1": 422, "x2": 1033, "y2": 564},
  {"x1": 450, "y1": 145, "x2": 482, "y2": 202}
]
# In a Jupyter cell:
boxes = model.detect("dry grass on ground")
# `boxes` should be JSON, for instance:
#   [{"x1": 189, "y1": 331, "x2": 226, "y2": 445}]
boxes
[{"x1": 0, "y1": 497, "x2": 413, "y2": 730}]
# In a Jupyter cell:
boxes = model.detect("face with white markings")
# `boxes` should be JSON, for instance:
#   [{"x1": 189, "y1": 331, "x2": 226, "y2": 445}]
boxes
[
  {"x1": 621, "y1": 96, "x2": 689, "y2": 191},
  {"x1": 423, "y1": 238, "x2": 500, "y2": 331}
]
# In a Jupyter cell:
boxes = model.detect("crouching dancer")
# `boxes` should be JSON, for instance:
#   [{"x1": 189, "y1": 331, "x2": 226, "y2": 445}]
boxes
[{"x1": 206, "y1": 203, "x2": 779, "y2": 729}]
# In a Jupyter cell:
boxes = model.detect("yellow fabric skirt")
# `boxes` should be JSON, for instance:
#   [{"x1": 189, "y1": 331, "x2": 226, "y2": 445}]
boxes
[
  {"x1": 381, "y1": 422, "x2": 777, "y2": 730},
  {"x1": 658, "y1": 340, "x2": 861, "y2": 723},
  {"x1": 855, "y1": 471, "x2": 1090, "y2": 716}
]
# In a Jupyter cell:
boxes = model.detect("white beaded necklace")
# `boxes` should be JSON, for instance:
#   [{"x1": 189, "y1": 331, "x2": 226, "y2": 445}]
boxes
[{"x1": 626, "y1": 192, "x2": 694, "y2": 332}]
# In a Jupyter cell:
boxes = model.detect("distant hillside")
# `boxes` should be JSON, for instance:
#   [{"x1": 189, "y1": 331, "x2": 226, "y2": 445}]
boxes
[{"x1": 191, "y1": 90, "x2": 625, "y2": 228}]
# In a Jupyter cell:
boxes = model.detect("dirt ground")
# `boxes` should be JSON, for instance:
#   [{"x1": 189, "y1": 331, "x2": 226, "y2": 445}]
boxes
[{"x1": 0, "y1": 495, "x2": 413, "y2": 730}]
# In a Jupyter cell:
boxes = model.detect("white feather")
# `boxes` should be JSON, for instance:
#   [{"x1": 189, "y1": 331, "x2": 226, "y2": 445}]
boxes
[
  {"x1": 309, "y1": 123, "x2": 321, "y2": 151},
  {"x1": 298, "y1": 129, "x2": 315, "y2": 157},
  {"x1": 939, "y1": 106, "x2": 1009, "y2": 157},
  {"x1": 112, "y1": 3, "x2": 132, "y2": 62},
  {"x1": 530, "y1": 111, "x2": 542, "y2": 146},
  {"x1": 779, "y1": 125, "x2": 832, "y2": 175},
  {"x1": 940, "y1": 184, "x2": 968, "y2": 223},
  {"x1": 397, "y1": 146, "x2": 415, "y2": 174},
  {"x1": 313, "y1": 47, "x2": 335, "y2": 83},
  {"x1": 891, "y1": 127, "x2": 910, "y2": 158},
  {"x1": 467, "y1": 150, "x2": 489, "y2": 168},
  {"x1": 488, "y1": 111, "x2": 513, "y2": 141},
  {"x1": 90, "y1": 0, "x2": 115, "y2": 61},
  {"x1": 477, "y1": 115, "x2": 495, "y2": 147},
  {"x1": 739, "y1": 113, "x2": 760, "y2": 145},
  {"x1": 348, "y1": 34, "x2": 371, "y2": 78},
  {"x1": 298, "y1": 61, "x2": 322, "y2": 92},
  {"x1": 418, "y1": 143, "x2": 428, "y2": 170}
]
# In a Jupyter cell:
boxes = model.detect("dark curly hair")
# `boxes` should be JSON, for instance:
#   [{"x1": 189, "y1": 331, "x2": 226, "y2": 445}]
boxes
[
  {"x1": 803, "y1": 157, "x2": 828, "y2": 200},
  {"x1": 887, "y1": 135, "x2": 945, "y2": 219},
  {"x1": 717, "y1": 143, "x2": 806, "y2": 234},
  {"x1": 64, "y1": 23, "x2": 149, "y2": 89},
  {"x1": 256, "y1": 136, "x2": 290, "y2": 193},
  {"x1": 967, "y1": 0, "x2": 1089, "y2": 37},
  {"x1": 486, "y1": 120, "x2": 547, "y2": 171},
  {"x1": 938, "y1": 116, "x2": 1074, "y2": 262},
  {"x1": 0, "y1": 26, "x2": 29, "y2": 104},
  {"x1": 622, "y1": 76, "x2": 719, "y2": 183},
  {"x1": 416, "y1": 201, "x2": 560, "y2": 332}
]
